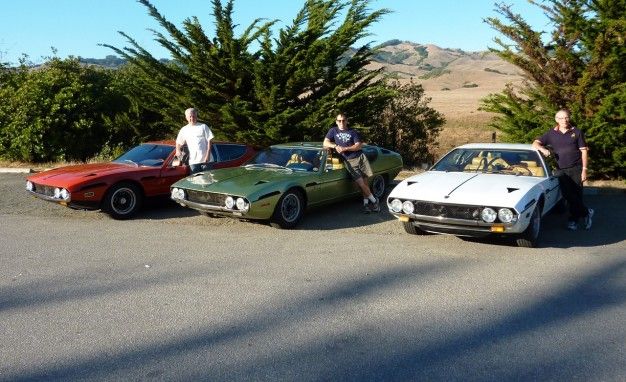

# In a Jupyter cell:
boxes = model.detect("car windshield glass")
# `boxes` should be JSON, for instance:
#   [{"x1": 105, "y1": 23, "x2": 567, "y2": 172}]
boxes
[
  {"x1": 431, "y1": 148, "x2": 545, "y2": 177},
  {"x1": 113, "y1": 144, "x2": 173, "y2": 167},
  {"x1": 245, "y1": 147, "x2": 322, "y2": 172}
]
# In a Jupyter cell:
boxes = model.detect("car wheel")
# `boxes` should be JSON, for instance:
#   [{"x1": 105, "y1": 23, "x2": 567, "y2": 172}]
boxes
[
  {"x1": 403, "y1": 221, "x2": 428, "y2": 235},
  {"x1": 516, "y1": 206, "x2": 541, "y2": 247},
  {"x1": 103, "y1": 182, "x2": 142, "y2": 220},
  {"x1": 371, "y1": 174, "x2": 386, "y2": 199},
  {"x1": 270, "y1": 189, "x2": 304, "y2": 229}
]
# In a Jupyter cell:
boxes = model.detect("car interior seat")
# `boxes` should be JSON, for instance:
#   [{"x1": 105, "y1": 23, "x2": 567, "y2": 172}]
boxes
[{"x1": 520, "y1": 160, "x2": 545, "y2": 177}]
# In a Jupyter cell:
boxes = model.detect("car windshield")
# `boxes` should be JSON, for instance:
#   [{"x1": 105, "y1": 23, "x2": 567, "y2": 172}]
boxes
[
  {"x1": 245, "y1": 147, "x2": 322, "y2": 172},
  {"x1": 113, "y1": 144, "x2": 173, "y2": 167},
  {"x1": 431, "y1": 148, "x2": 546, "y2": 177}
]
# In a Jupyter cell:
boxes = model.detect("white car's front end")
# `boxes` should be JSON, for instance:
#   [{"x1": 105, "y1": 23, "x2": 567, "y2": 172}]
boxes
[{"x1": 387, "y1": 171, "x2": 545, "y2": 236}]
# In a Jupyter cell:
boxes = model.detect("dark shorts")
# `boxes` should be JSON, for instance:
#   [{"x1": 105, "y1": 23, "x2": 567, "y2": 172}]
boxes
[{"x1": 345, "y1": 153, "x2": 373, "y2": 180}]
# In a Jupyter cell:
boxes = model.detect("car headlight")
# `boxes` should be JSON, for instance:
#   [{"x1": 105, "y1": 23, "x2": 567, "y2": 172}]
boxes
[
  {"x1": 171, "y1": 187, "x2": 185, "y2": 200},
  {"x1": 236, "y1": 197, "x2": 249, "y2": 212},
  {"x1": 481, "y1": 207, "x2": 497, "y2": 223},
  {"x1": 498, "y1": 208, "x2": 515, "y2": 223},
  {"x1": 390, "y1": 199, "x2": 403, "y2": 213},
  {"x1": 402, "y1": 200, "x2": 415, "y2": 214},
  {"x1": 225, "y1": 196, "x2": 234, "y2": 209},
  {"x1": 26, "y1": 181, "x2": 34, "y2": 191},
  {"x1": 54, "y1": 188, "x2": 61, "y2": 199},
  {"x1": 59, "y1": 188, "x2": 70, "y2": 201}
]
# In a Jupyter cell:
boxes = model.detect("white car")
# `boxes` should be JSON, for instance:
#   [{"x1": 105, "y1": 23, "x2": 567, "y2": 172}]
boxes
[{"x1": 387, "y1": 143, "x2": 561, "y2": 247}]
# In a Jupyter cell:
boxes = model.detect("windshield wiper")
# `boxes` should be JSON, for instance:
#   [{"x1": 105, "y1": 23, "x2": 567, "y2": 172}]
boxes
[
  {"x1": 245, "y1": 163, "x2": 290, "y2": 170},
  {"x1": 117, "y1": 159, "x2": 138, "y2": 167}
]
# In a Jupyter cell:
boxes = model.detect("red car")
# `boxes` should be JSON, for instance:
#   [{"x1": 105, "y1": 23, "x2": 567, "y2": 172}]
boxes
[{"x1": 25, "y1": 140, "x2": 256, "y2": 219}]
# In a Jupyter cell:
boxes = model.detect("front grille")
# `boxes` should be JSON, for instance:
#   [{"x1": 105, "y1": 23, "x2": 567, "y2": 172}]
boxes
[
  {"x1": 413, "y1": 201, "x2": 482, "y2": 221},
  {"x1": 32, "y1": 183, "x2": 56, "y2": 197},
  {"x1": 186, "y1": 190, "x2": 227, "y2": 206}
]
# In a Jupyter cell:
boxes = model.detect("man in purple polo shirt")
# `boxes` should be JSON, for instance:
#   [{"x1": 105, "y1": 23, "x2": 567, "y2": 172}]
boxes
[{"x1": 533, "y1": 109, "x2": 593, "y2": 230}]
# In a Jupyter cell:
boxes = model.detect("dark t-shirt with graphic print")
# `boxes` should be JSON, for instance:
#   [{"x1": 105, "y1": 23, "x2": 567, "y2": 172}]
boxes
[
  {"x1": 536, "y1": 126, "x2": 587, "y2": 169},
  {"x1": 325, "y1": 126, "x2": 362, "y2": 160}
]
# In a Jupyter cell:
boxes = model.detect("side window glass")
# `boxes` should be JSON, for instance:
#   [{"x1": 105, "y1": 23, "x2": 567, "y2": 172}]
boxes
[{"x1": 215, "y1": 144, "x2": 246, "y2": 161}]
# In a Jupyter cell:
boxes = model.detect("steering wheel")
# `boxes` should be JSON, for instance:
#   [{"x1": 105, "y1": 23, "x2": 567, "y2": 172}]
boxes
[{"x1": 486, "y1": 157, "x2": 509, "y2": 169}]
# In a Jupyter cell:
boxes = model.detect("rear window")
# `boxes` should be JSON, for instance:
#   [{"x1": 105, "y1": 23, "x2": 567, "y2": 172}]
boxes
[{"x1": 215, "y1": 144, "x2": 247, "y2": 161}]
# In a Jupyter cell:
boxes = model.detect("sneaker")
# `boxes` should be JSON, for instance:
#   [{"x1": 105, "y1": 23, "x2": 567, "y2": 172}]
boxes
[
  {"x1": 369, "y1": 200, "x2": 380, "y2": 213},
  {"x1": 584, "y1": 208, "x2": 594, "y2": 230},
  {"x1": 567, "y1": 221, "x2": 578, "y2": 231},
  {"x1": 362, "y1": 203, "x2": 371, "y2": 214}
]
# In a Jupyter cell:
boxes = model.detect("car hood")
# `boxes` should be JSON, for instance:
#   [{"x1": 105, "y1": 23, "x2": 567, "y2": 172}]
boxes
[
  {"x1": 27, "y1": 162, "x2": 147, "y2": 186},
  {"x1": 389, "y1": 171, "x2": 542, "y2": 207},
  {"x1": 174, "y1": 166, "x2": 304, "y2": 196}
]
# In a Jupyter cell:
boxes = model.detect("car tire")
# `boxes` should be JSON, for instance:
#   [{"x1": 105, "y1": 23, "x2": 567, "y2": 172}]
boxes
[
  {"x1": 516, "y1": 206, "x2": 541, "y2": 247},
  {"x1": 371, "y1": 174, "x2": 386, "y2": 199},
  {"x1": 103, "y1": 182, "x2": 142, "y2": 220},
  {"x1": 270, "y1": 189, "x2": 304, "y2": 229},
  {"x1": 403, "y1": 221, "x2": 428, "y2": 235}
]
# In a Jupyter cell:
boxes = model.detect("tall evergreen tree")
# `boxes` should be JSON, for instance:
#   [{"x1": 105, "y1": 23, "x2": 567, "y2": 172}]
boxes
[
  {"x1": 481, "y1": 0, "x2": 626, "y2": 177},
  {"x1": 105, "y1": 0, "x2": 393, "y2": 146}
]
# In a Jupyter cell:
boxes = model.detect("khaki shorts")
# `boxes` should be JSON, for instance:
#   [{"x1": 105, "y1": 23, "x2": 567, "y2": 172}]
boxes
[{"x1": 345, "y1": 153, "x2": 373, "y2": 180}]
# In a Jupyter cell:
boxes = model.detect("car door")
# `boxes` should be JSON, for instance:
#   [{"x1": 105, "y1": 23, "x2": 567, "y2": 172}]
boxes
[
  {"x1": 308, "y1": 153, "x2": 358, "y2": 206},
  {"x1": 159, "y1": 153, "x2": 190, "y2": 194}
]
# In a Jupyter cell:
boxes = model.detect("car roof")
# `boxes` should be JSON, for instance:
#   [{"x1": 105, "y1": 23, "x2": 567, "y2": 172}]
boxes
[
  {"x1": 456, "y1": 143, "x2": 537, "y2": 151},
  {"x1": 271, "y1": 142, "x2": 325, "y2": 149},
  {"x1": 144, "y1": 140, "x2": 250, "y2": 147}
]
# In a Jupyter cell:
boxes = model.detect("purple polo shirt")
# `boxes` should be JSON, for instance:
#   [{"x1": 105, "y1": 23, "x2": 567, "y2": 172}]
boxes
[{"x1": 536, "y1": 126, "x2": 587, "y2": 169}]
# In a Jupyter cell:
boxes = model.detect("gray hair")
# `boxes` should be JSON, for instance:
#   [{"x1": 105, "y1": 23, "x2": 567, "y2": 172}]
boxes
[{"x1": 185, "y1": 108, "x2": 198, "y2": 117}]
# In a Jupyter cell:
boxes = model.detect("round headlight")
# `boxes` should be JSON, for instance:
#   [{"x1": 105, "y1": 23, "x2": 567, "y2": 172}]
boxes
[
  {"x1": 225, "y1": 196, "x2": 235, "y2": 209},
  {"x1": 171, "y1": 188, "x2": 185, "y2": 200},
  {"x1": 402, "y1": 200, "x2": 415, "y2": 214},
  {"x1": 498, "y1": 208, "x2": 514, "y2": 223},
  {"x1": 390, "y1": 199, "x2": 403, "y2": 213},
  {"x1": 236, "y1": 197, "x2": 249, "y2": 212},
  {"x1": 60, "y1": 188, "x2": 70, "y2": 201},
  {"x1": 26, "y1": 181, "x2": 34, "y2": 191},
  {"x1": 481, "y1": 207, "x2": 497, "y2": 223},
  {"x1": 54, "y1": 188, "x2": 61, "y2": 199}
]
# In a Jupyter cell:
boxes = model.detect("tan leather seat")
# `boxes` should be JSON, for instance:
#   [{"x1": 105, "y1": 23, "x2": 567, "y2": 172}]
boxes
[
  {"x1": 520, "y1": 160, "x2": 545, "y2": 177},
  {"x1": 464, "y1": 156, "x2": 485, "y2": 171},
  {"x1": 327, "y1": 156, "x2": 344, "y2": 170}
]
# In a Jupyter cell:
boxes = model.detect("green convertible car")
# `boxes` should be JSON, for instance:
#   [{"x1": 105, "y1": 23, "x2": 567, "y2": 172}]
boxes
[{"x1": 170, "y1": 142, "x2": 403, "y2": 228}]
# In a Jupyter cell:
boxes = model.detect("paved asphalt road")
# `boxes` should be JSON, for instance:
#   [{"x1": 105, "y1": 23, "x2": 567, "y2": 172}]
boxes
[{"x1": 1, "y1": 173, "x2": 625, "y2": 381}]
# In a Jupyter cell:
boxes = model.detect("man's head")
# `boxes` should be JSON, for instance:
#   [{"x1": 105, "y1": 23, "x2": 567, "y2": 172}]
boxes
[
  {"x1": 335, "y1": 112, "x2": 348, "y2": 130},
  {"x1": 555, "y1": 109, "x2": 570, "y2": 129},
  {"x1": 185, "y1": 108, "x2": 198, "y2": 124}
]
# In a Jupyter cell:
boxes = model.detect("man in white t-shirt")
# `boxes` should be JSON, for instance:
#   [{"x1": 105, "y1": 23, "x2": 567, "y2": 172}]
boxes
[{"x1": 176, "y1": 108, "x2": 215, "y2": 174}]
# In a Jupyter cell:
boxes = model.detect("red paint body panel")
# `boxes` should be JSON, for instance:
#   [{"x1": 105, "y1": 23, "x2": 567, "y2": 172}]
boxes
[{"x1": 26, "y1": 140, "x2": 256, "y2": 211}]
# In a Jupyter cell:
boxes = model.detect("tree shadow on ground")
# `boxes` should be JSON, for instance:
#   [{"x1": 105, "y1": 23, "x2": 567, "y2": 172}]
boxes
[{"x1": 8, "y1": 257, "x2": 625, "y2": 381}]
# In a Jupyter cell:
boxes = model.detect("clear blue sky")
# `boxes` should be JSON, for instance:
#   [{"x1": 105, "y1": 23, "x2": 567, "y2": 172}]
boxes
[{"x1": 0, "y1": 0, "x2": 549, "y2": 65}]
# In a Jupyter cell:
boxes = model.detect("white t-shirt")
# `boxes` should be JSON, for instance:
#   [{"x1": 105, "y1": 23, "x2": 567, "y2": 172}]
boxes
[{"x1": 176, "y1": 123, "x2": 215, "y2": 165}]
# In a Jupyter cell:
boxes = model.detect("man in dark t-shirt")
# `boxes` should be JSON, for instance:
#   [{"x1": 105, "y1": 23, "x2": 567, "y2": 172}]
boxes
[
  {"x1": 323, "y1": 112, "x2": 380, "y2": 213},
  {"x1": 533, "y1": 109, "x2": 593, "y2": 230}
]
